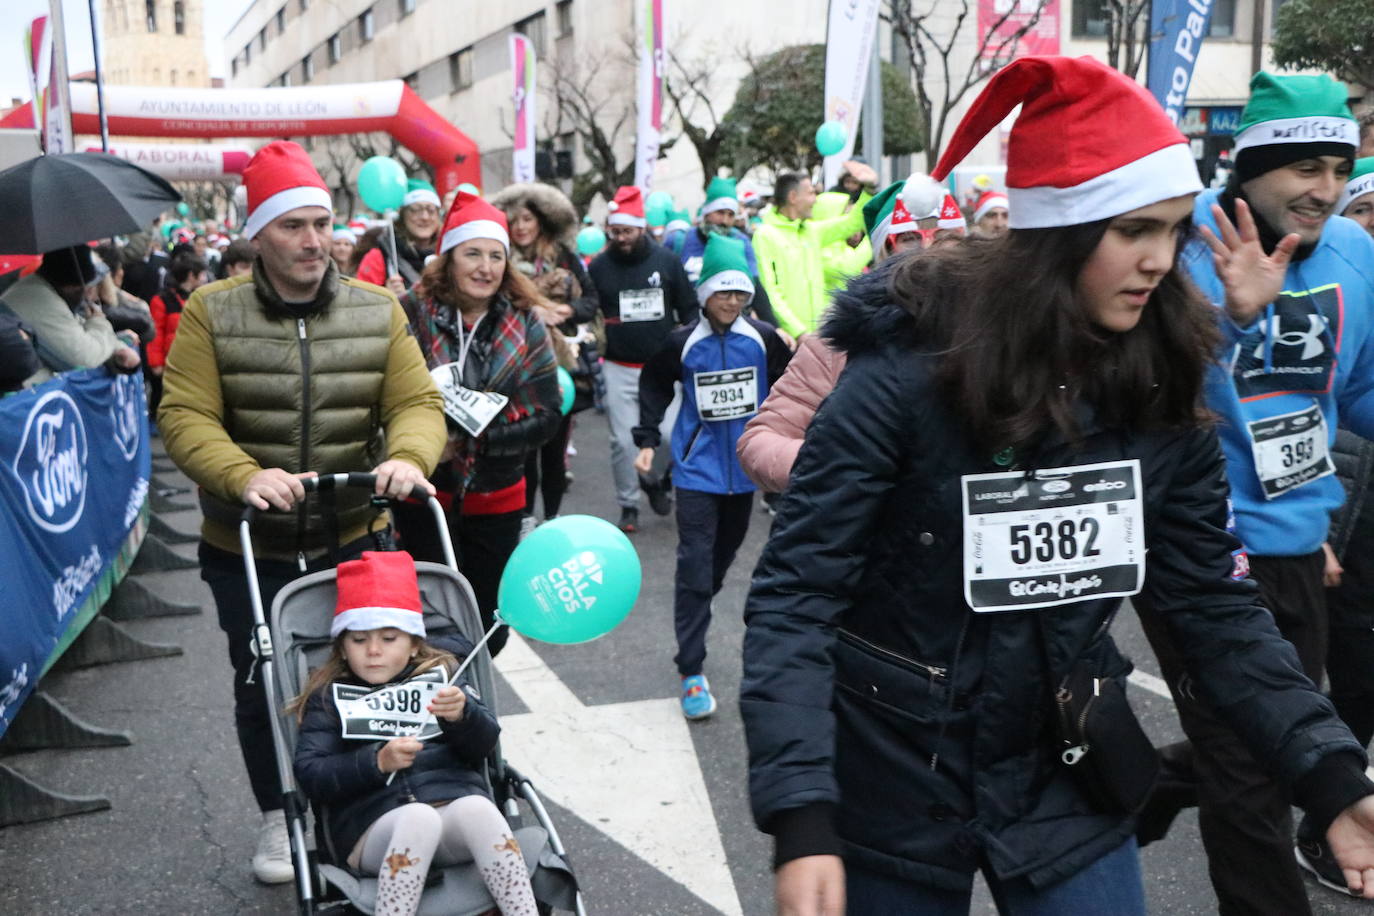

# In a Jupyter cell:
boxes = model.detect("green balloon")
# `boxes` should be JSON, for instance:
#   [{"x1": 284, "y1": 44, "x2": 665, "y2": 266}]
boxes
[
  {"x1": 646, "y1": 190, "x2": 674, "y2": 212},
  {"x1": 457, "y1": 182, "x2": 481, "y2": 196},
  {"x1": 176, "y1": 202, "x2": 190, "y2": 217},
  {"x1": 815, "y1": 120, "x2": 847, "y2": 157},
  {"x1": 575, "y1": 225, "x2": 605, "y2": 256},
  {"x1": 496, "y1": 515, "x2": 641, "y2": 644},
  {"x1": 358, "y1": 156, "x2": 408, "y2": 212},
  {"x1": 556, "y1": 366, "x2": 575, "y2": 415}
]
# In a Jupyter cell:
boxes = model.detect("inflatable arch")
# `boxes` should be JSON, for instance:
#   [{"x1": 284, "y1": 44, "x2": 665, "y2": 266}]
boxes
[{"x1": 1, "y1": 80, "x2": 480, "y2": 191}]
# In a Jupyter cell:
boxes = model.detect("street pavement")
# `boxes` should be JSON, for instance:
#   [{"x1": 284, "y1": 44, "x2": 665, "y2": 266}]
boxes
[{"x1": 1, "y1": 407, "x2": 1371, "y2": 915}]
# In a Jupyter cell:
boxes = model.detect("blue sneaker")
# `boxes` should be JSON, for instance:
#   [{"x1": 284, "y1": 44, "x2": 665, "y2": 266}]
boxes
[{"x1": 681, "y1": 675, "x2": 717, "y2": 720}]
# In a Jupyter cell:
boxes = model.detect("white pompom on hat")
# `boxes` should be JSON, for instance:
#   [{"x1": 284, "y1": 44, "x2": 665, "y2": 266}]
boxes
[
  {"x1": 331, "y1": 551, "x2": 426, "y2": 639},
  {"x1": 241, "y1": 140, "x2": 333, "y2": 240}
]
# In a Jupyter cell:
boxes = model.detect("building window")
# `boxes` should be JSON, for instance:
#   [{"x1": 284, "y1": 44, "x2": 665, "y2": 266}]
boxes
[
  {"x1": 1070, "y1": 1, "x2": 1107, "y2": 37},
  {"x1": 174, "y1": 1, "x2": 185, "y2": 35},
  {"x1": 300, "y1": 0, "x2": 309, "y2": 9},
  {"x1": 1208, "y1": 0, "x2": 1236, "y2": 37},
  {"x1": 276, "y1": 6, "x2": 286, "y2": 32},
  {"x1": 170, "y1": 69, "x2": 178, "y2": 85},
  {"x1": 280, "y1": 71, "x2": 292, "y2": 87},
  {"x1": 1269, "y1": 0, "x2": 1291, "y2": 35},
  {"x1": 399, "y1": 0, "x2": 416, "y2": 17},
  {"x1": 404, "y1": 71, "x2": 419, "y2": 92},
  {"x1": 258, "y1": 28, "x2": 267, "y2": 51},
  {"x1": 244, "y1": 43, "x2": 251, "y2": 64},
  {"x1": 145, "y1": 0, "x2": 157, "y2": 32},
  {"x1": 231, "y1": 57, "x2": 239, "y2": 77},
  {"x1": 329, "y1": 32, "x2": 342, "y2": 64},
  {"x1": 514, "y1": 11, "x2": 547, "y2": 55},
  {"x1": 302, "y1": 54, "x2": 314, "y2": 82},
  {"x1": 359, "y1": 8, "x2": 375, "y2": 42},
  {"x1": 557, "y1": 0, "x2": 573, "y2": 36},
  {"x1": 450, "y1": 47, "x2": 473, "y2": 91}
]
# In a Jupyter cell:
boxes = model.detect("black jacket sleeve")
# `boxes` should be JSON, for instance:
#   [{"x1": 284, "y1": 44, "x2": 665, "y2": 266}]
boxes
[
  {"x1": 749, "y1": 282, "x2": 778, "y2": 328},
  {"x1": 666, "y1": 256, "x2": 698, "y2": 327},
  {"x1": 762, "y1": 323, "x2": 793, "y2": 386},
  {"x1": 293, "y1": 691, "x2": 388, "y2": 807},
  {"x1": 0, "y1": 310, "x2": 39, "y2": 392},
  {"x1": 1144, "y1": 426, "x2": 1372, "y2": 797},
  {"x1": 633, "y1": 333, "x2": 682, "y2": 449},
  {"x1": 563, "y1": 249, "x2": 600, "y2": 325},
  {"x1": 740, "y1": 346, "x2": 910, "y2": 859}
]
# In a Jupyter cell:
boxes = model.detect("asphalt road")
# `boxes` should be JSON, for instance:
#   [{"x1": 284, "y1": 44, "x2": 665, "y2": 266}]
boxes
[{"x1": 1, "y1": 408, "x2": 1370, "y2": 915}]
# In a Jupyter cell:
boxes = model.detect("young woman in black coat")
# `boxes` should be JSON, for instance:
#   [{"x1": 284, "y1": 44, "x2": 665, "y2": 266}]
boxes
[{"x1": 742, "y1": 56, "x2": 1374, "y2": 916}]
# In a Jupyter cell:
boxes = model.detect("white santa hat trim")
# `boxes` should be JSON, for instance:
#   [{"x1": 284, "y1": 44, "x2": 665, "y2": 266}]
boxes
[
  {"x1": 244, "y1": 185, "x2": 333, "y2": 240},
  {"x1": 1232, "y1": 116, "x2": 1359, "y2": 157},
  {"x1": 330, "y1": 606, "x2": 426, "y2": 639},
  {"x1": 1338, "y1": 172, "x2": 1374, "y2": 216},
  {"x1": 607, "y1": 211, "x2": 647, "y2": 228},
  {"x1": 440, "y1": 219, "x2": 510, "y2": 255},
  {"x1": 403, "y1": 187, "x2": 442, "y2": 209},
  {"x1": 701, "y1": 196, "x2": 739, "y2": 217},
  {"x1": 1010, "y1": 144, "x2": 1199, "y2": 230},
  {"x1": 696, "y1": 269, "x2": 754, "y2": 307}
]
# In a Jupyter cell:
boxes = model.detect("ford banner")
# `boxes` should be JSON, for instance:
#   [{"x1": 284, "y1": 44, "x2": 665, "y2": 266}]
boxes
[{"x1": 0, "y1": 369, "x2": 150, "y2": 735}]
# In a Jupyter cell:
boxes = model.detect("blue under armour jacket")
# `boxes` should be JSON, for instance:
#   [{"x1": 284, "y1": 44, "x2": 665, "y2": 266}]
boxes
[
  {"x1": 1189, "y1": 188, "x2": 1374, "y2": 556},
  {"x1": 633, "y1": 315, "x2": 791, "y2": 495}
]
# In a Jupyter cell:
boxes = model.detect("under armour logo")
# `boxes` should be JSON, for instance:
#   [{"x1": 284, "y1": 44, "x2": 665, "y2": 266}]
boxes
[
  {"x1": 647, "y1": 271, "x2": 661, "y2": 288},
  {"x1": 1254, "y1": 314, "x2": 1328, "y2": 361}
]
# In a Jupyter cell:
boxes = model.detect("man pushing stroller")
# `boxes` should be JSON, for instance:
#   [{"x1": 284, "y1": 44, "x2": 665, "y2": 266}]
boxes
[{"x1": 158, "y1": 140, "x2": 445, "y2": 883}]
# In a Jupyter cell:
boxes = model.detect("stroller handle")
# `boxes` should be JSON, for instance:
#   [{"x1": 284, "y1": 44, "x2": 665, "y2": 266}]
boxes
[{"x1": 238, "y1": 472, "x2": 434, "y2": 525}]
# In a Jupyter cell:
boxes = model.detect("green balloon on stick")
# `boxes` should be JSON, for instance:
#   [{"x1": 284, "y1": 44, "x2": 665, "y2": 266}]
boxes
[
  {"x1": 358, "y1": 156, "x2": 408, "y2": 212},
  {"x1": 496, "y1": 515, "x2": 641, "y2": 644},
  {"x1": 815, "y1": 120, "x2": 847, "y2": 157}
]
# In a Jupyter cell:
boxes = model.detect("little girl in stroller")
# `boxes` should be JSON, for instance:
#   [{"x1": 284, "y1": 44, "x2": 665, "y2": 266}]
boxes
[{"x1": 291, "y1": 549, "x2": 538, "y2": 916}]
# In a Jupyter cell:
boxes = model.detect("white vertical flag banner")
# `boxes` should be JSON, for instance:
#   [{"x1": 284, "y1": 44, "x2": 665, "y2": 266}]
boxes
[
  {"x1": 43, "y1": 0, "x2": 74, "y2": 153},
  {"x1": 510, "y1": 34, "x2": 537, "y2": 184},
  {"x1": 633, "y1": 0, "x2": 666, "y2": 189},
  {"x1": 822, "y1": 0, "x2": 882, "y2": 189}
]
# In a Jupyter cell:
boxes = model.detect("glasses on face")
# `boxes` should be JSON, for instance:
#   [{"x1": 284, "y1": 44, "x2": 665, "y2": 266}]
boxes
[{"x1": 712, "y1": 291, "x2": 751, "y2": 304}]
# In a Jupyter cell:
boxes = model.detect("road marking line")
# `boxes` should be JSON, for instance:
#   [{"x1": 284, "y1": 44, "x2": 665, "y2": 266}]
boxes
[{"x1": 1128, "y1": 668, "x2": 1173, "y2": 701}]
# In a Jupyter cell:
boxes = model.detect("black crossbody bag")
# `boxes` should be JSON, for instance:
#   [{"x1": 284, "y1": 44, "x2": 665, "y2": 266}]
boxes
[{"x1": 1041, "y1": 611, "x2": 1160, "y2": 814}]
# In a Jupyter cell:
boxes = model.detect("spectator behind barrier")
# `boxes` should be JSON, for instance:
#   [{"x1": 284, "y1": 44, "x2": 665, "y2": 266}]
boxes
[
  {"x1": 94, "y1": 243, "x2": 156, "y2": 346},
  {"x1": 0, "y1": 245, "x2": 140, "y2": 387},
  {"x1": 0, "y1": 310, "x2": 40, "y2": 393}
]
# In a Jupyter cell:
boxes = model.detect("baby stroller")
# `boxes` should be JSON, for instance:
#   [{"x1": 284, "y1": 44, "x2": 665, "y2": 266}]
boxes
[{"x1": 240, "y1": 472, "x2": 582, "y2": 915}]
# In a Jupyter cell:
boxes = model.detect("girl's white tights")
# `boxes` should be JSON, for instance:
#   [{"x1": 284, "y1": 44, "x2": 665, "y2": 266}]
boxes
[{"x1": 352, "y1": 796, "x2": 538, "y2": 916}]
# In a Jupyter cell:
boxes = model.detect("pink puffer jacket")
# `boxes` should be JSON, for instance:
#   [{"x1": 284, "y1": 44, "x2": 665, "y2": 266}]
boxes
[{"x1": 736, "y1": 333, "x2": 847, "y2": 493}]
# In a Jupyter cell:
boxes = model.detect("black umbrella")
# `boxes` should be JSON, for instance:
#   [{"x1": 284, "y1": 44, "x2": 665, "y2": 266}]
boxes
[{"x1": 0, "y1": 152, "x2": 182, "y2": 254}]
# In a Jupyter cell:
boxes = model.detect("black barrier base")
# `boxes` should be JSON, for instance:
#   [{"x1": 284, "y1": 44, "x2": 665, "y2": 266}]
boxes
[
  {"x1": 0, "y1": 691, "x2": 131, "y2": 753},
  {"x1": 104, "y1": 577, "x2": 201, "y2": 621},
  {"x1": 0, "y1": 763, "x2": 110, "y2": 827},
  {"x1": 130, "y1": 533, "x2": 199, "y2": 574},
  {"x1": 148, "y1": 513, "x2": 198, "y2": 545},
  {"x1": 53, "y1": 616, "x2": 182, "y2": 670},
  {"x1": 150, "y1": 490, "x2": 196, "y2": 514}
]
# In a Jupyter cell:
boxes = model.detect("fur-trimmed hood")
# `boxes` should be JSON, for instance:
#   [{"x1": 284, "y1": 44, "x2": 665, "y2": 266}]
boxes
[
  {"x1": 821, "y1": 259, "x2": 916, "y2": 356},
  {"x1": 489, "y1": 182, "x2": 579, "y2": 245}
]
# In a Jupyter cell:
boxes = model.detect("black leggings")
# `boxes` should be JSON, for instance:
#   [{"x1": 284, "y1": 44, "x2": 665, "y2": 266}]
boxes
[{"x1": 524, "y1": 415, "x2": 572, "y2": 519}]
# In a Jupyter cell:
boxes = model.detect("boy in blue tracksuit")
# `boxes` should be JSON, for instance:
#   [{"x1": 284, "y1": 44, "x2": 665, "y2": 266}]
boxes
[
  {"x1": 634, "y1": 234, "x2": 791, "y2": 719},
  {"x1": 1134, "y1": 72, "x2": 1374, "y2": 911}
]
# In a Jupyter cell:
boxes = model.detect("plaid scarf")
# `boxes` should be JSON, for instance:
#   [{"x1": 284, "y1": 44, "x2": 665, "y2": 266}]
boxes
[{"x1": 410, "y1": 294, "x2": 555, "y2": 489}]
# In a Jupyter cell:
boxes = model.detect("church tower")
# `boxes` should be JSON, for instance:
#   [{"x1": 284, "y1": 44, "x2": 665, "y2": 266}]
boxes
[{"x1": 102, "y1": 0, "x2": 210, "y2": 87}]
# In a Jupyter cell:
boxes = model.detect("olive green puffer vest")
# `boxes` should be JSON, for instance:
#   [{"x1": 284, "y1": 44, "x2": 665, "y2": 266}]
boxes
[{"x1": 198, "y1": 266, "x2": 393, "y2": 556}]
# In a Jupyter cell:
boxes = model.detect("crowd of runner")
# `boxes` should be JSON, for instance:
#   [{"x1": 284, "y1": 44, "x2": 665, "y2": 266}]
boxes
[{"x1": 6, "y1": 52, "x2": 1374, "y2": 916}]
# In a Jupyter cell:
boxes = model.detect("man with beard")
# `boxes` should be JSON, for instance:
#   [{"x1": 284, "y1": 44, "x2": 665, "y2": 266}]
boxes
[
  {"x1": 587, "y1": 185, "x2": 696, "y2": 533},
  {"x1": 1133, "y1": 72, "x2": 1374, "y2": 913}
]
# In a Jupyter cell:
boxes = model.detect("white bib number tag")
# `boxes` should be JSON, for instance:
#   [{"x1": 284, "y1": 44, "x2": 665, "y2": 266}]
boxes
[
  {"x1": 694, "y1": 367, "x2": 758, "y2": 420},
  {"x1": 332, "y1": 669, "x2": 445, "y2": 741},
  {"x1": 1247, "y1": 403, "x2": 1333, "y2": 499},
  {"x1": 430, "y1": 363, "x2": 509, "y2": 437},
  {"x1": 962, "y1": 459, "x2": 1145, "y2": 613},
  {"x1": 619, "y1": 287, "x2": 666, "y2": 322}
]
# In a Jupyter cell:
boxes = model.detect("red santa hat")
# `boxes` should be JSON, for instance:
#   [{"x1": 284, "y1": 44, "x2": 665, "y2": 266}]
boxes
[
  {"x1": 606, "y1": 186, "x2": 647, "y2": 228},
  {"x1": 241, "y1": 140, "x2": 333, "y2": 240},
  {"x1": 888, "y1": 195, "x2": 920, "y2": 241},
  {"x1": 331, "y1": 551, "x2": 426, "y2": 639},
  {"x1": 936, "y1": 194, "x2": 968, "y2": 231},
  {"x1": 933, "y1": 56, "x2": 1201, "y2": 229},
  {"x1": 438, "y1": 190, "x2": 510, "y2": 255},
  {"x1": 971, "y1": 190, "x2": 1009, "y2": 225}
]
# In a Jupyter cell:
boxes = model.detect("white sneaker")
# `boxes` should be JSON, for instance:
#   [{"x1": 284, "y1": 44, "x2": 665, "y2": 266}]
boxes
[{"x1": 251, "y1": 809, "x2": 295, "y2": 885}]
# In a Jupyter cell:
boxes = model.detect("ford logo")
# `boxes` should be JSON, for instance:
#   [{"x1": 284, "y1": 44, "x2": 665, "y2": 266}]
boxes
[
  {"x1": 110, "y1": 374, "x2": 141, "y2": 461},
  {"x1": 1042, "y1": 480, "x2": 1072, "y2": 493},
  {"x1": 13, "y1": 391, "x2": 88, "y2": 533}
]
